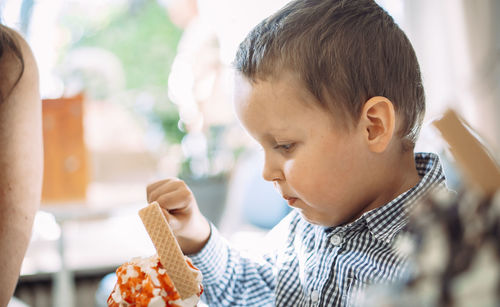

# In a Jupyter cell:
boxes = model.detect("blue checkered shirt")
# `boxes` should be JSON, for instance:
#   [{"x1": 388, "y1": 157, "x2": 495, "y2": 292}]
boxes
[{"x1": 190, "y1": 152, "x2": 446, "y2": 306}]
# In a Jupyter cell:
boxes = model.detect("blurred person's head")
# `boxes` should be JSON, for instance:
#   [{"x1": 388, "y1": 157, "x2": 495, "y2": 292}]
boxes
[
  {"x1": 162, "y1": 0, "x2": 198, "y2": 29},
  {"x1": 232, "y1": 0, "x2": 425, "y2": 227},
  {"x1": 0, "y1": 24, "x2": 25, "y2": 102},
  {"x1": 0, "y1": 23, "x2": 41, "y2": 307}
]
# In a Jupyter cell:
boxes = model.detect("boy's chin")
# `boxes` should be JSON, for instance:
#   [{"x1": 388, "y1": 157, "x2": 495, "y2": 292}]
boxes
[
  {"x1": 298, "y1": 210, "x2": 347, "y2": 228},
  {"x1": 298, "y1": 210, "x2": 332, "y2": 227}
]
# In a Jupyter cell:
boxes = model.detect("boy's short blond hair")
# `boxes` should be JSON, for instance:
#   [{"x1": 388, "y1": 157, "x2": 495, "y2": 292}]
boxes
[{"x1": 235, "y1": 0, "x2": 425, "y2": 150}]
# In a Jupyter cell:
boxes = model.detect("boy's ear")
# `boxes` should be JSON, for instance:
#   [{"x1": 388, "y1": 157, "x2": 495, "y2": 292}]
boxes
[{"x1": 359, "y1": 96, "x2": 395, "y2": 153}]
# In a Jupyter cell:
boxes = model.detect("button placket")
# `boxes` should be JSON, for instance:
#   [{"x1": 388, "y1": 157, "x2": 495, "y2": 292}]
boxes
[
  {"x1": 330, "y1": 233, "x2": 343, "y2": 246},
  {"x1": 310, "y1": 290, "x2": 320, "y2": 303}
]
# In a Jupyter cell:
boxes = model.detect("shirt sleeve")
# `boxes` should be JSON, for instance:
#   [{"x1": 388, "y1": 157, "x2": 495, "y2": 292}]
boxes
[{"x1": 189, "y1": 224, "x2": 277, "y2": 306}]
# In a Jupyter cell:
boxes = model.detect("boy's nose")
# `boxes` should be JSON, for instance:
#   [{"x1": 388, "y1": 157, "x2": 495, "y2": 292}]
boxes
[{"x1": 262, "y1": 154, "x2": 284, "y2": 182}]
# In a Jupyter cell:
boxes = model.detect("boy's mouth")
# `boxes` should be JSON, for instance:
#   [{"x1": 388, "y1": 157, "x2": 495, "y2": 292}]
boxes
[{"x1": 283, "y1": 195, "x2": 298, "y2": 206}]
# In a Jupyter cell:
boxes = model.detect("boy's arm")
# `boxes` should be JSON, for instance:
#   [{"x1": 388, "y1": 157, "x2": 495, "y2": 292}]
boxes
[
  {"x1": 147, "y1": 178, "x2": 279, "y2": 305},
  {"x1": 189, "y1": 224, "x2": 276, "y2": 306}
]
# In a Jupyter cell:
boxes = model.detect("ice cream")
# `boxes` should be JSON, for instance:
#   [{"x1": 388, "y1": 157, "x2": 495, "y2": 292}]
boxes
[
  {"x1": 108, "y1": 202, "x2": 204, "y2": 307},
  {"x1": 107, "y1": 254, "x2": 203, "y2": 307}
]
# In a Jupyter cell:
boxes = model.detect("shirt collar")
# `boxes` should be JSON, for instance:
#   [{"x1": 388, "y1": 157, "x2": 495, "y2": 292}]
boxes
[{"x1": 361, "y1": 152, "x2": 447, "y2": 244}]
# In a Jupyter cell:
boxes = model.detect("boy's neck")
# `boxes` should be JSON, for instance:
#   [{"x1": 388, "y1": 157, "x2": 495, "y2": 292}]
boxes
[
  {"x1": 382, "y1": 150, "x2": 421, "y2": 205},
  {"x1": 394, "y1": 151, "x2": 421, "y2": 192},
  {"x1": 358, "y1": 150, "x2": 421, "y2": 220}
]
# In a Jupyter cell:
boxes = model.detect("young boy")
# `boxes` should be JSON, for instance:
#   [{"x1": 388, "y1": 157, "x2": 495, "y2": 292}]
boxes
[{"x1": 147, "y1": 0, "x2": 447, "y2": 305}]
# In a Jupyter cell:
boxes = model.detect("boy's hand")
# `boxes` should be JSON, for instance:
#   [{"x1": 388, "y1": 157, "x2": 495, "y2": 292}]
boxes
[{"x1": 146, "y1": 178, "x2": 211, "y2": 255}]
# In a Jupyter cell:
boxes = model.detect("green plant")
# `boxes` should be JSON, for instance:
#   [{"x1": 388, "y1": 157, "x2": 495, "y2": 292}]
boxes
[
  {"x1": 65, "y1": 0, "x2": 186, "y2": 144},
  {"x1": 74, "y1": 0, "x2": 181, "y2": 90}
]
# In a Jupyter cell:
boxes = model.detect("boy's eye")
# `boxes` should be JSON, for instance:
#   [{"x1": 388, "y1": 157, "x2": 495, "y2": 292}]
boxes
[{"x1": 274, "y1": 143, "x2": 296, "y2": 153}]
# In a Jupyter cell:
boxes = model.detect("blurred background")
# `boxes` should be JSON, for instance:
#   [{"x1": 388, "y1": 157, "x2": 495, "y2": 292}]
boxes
[{"x1": 1, "y1": 0, "x2": 499, "y2": 306}]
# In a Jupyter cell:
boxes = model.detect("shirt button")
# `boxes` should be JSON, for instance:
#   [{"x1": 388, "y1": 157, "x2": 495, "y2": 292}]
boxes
[
  {"x1": 310, "y1": 290, "x2": 319, "y2": 303},
  {"x1": 330, "y1": 234, "x2": 343, "y2": 246}
]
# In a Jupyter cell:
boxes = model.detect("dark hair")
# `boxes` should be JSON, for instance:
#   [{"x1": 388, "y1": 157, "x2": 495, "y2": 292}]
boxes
[
  {"x1": 0, "y1": 24, "x2": 25, "y2": 103},
  {"x1": 235, "y1": 0, "x2": 425, "y2": 149}
]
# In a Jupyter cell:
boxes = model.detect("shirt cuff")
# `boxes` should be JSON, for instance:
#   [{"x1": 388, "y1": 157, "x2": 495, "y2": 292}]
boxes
[{"x1": 189, "y1": 223, "x2": 228, "y2": 285}]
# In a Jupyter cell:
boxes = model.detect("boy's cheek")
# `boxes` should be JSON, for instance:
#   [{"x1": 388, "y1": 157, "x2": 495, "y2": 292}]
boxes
[{"x1": 288, "y1": 172, "x2": 328, "y2": 199}]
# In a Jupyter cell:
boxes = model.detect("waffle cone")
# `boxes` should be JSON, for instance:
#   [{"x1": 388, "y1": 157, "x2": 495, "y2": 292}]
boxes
[{"x1": 139, "y1": 202, "x2": 200, "y2": 299}]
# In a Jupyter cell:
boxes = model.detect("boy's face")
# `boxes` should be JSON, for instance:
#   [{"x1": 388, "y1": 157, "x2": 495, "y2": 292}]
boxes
[{"x1": 234, "y1": 72, "x2": 378, "y2": 227}]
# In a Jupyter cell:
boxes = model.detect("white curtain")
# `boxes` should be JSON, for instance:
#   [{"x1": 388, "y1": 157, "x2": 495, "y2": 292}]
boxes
[{"x1": 400, "y1": 0, "x2": 500, "y2": 149}]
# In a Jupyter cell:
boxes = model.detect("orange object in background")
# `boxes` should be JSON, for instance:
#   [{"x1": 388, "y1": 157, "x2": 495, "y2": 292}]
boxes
[{"x1": 41, "y1": 93, "x2": 89, "y2": 203}]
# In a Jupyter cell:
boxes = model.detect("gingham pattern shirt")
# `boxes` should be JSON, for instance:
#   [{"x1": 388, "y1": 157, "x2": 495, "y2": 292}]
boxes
[{"x1": 190, "y1": 152, "x2": 446, "y2": 306}]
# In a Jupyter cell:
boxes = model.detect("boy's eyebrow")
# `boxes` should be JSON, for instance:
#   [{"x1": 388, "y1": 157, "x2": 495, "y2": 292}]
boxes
[
  {"x1": 263, "y1": 126, "x2": 293, "y2": 136},
  {"x1": 266, "y1": 127, "x2": 289, "y2": 134},
  {"x1": 259, "y1": 128, "x2": 296, "y2": 143}
]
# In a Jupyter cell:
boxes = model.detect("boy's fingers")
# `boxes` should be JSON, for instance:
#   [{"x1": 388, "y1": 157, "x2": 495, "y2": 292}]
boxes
[
  {"x1": 156, "y1": 189, "x2": 192, "y2": 213},
  {"x1": 147, "y1": 179, "x2": 185, "y2": 203},
  {"x1": 160, "y1": 207, "x2": 173, "y2": 223},
  {"x1": 146, "y1": 179, "x2": 170, "y2": 194},
  {"x1": 148, "y1": 184, "x2": 177, "y2": 203},
  {"x1": 160, "y1": 207, "x2": 184, "y2": 232},
  {"x1": 146, "y1": 177, "x2": 180, "y2": 197}
]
